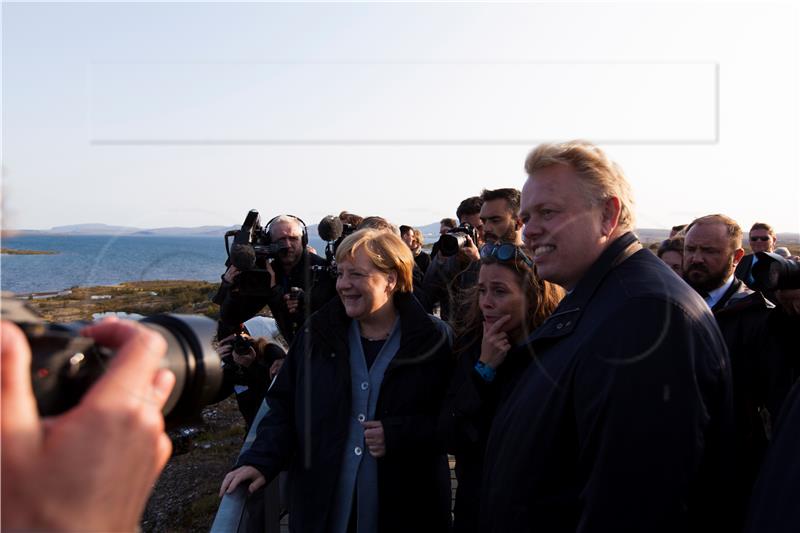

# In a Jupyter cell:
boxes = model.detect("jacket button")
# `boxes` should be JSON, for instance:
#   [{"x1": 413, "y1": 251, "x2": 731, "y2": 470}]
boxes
[
  {"x1": 556, "y1": 323, "x2": 564, "y2": 330},
  {"x1": 357, "y1": 413, "x2": 366, "y2": 422},
  {"x1": 360, "y1": 381, "x2": 369, "y2": 391},
  {"x1": 354, "y1": 446, "x2": 363, "y2": 456},
  {"x1": 330, "y1": 352, "x2": 336, "y2": 358},
  {"x1": 565, "y1": 321, "x2": 571, "y2": 327}
]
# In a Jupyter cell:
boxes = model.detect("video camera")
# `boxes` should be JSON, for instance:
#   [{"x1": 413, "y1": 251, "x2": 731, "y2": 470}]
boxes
[
  {"x1": 436, "y1": 222, "x2": 480, "y2": 257},
  {"x1": 314, "y1": 215, "x2": 357, "y2": 276},
  {"x1": 751, "y1": 251, "x2": 800, "y2": 291},
  {"x1": 2, "y1": 296, "x2": 222, "y2": 425},
  {"x1": 222, "y1": 210, "x2": 289, "y2": 291}
]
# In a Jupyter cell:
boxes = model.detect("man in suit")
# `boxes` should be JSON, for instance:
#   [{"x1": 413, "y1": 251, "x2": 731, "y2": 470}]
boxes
[
  {"x1": 683, "y1": 215, "x2": 796, "y2": 526},
  {"x1": 735, "y1": 222, "x2": 778, "y2": 290}
]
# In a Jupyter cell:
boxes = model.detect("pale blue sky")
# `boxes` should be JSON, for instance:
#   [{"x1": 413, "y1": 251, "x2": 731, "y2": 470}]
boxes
[{"x1": 2, "y1": 1, "x2": 799, "y2": 232}]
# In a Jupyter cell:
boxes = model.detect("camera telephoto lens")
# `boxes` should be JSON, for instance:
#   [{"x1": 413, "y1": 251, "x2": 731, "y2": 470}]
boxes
[{"x1": 22, "y1": 312, "x2": 223, "y2": 423}]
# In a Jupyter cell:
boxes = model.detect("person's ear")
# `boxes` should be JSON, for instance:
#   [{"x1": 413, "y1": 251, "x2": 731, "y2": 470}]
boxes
[
  {"x1": 601, "y1": 196, "x2": 622, "y2": 236},
  {"x1": 732, "y1": 247, "x2": 745, "y2": 265},
  {"x1": 386, "y1": 271, "x2": 397, "y2": 293}
]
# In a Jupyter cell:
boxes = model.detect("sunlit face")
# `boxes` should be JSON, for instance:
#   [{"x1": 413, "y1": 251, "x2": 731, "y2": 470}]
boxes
[
  {"x1": 401, "y1": 231, "x2": 416, "y2": 250},
  {"x1": 460, "y1": 213, "x2": 485, "y2": 245},
  {"x1": 271, "y1": 221, "x2": 303, "y2": 268},
  {"x1": 480, "y1": 198, "x2": 521, "y2": 244},
  {"x1": 660, "y1": 250, "x2": 684, "y2": 276},
  {"x1": 478, "y1": 264, "x2": 527, "y2": 341},
  {"x1": 520, "y1": 165, "x2": 609, "y2": 290},
  {"x1": 336, "y1": 247, "x2": 396, "y2": 321},
  {"x1": 749, "y1": 228, "x2": 775, "y2": 253},
  {"x1": 683, "y1": 223, "x2": 741, "y2": 293}
]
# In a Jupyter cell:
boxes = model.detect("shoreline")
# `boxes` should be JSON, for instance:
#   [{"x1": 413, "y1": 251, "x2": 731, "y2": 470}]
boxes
[
  {"x1": 1, "y1": 248, "x2": 59, "y2": 255},
  {"x1": 15, "y1": 279, "x2": 221, "y2": 323}
]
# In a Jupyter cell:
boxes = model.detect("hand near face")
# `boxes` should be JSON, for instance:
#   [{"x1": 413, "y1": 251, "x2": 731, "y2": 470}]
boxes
[
  {"x1": 264, "y1": 260, "x2": 277, "y2": 289},
  {"x1": 459, "y1": 235, "x2": 481, "y2": 264},
  {"x1": 1, "y1": 319, "x2": 175, "y2": 532},
  {"x1": 480, "y1": 315, "x2": 512, "y2": 369},
  {"x1": 363, "y1": 420, "x2": 386, "y2": 458},
  {"x1": 223, "y1": 265, "x2": 240, "y2": 284},
  {"x1": 232, "y1": 346, "x2": 257, "y2": 367}
]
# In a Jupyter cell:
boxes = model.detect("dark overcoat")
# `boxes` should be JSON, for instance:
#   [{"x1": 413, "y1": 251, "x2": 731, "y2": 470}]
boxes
[
  {"x1": 481, "y1": 232, "x2": 736, "y2": 533},
  {"x1": 237, "y1": 291, "x2": 453, "y2": 533}
]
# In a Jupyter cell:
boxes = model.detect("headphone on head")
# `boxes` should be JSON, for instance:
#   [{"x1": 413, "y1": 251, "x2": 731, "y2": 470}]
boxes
[{"x1": 264, "y1": 214, "x2": 309, "y2": 248}]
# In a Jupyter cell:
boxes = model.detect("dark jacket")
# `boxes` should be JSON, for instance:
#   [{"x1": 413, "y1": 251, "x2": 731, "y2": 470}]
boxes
[
  {"x1": 414, "y1": 250, "x2": 432, "y2": 274},
  {"x1": 481, "y1": 232, "x2": 736, "y2": 533},
  {"x1": 745, "y1": 380, "x2": 800, "y2": 533},
  {"x1": 712, "y1": 277, "x2": 799, "y2": 523},
  {"x1": 440, "y1": 339, "x2": 532, "y2": 533},
  {"x1": 237, "y1": 292, "x2": 454, "y2": 533}
]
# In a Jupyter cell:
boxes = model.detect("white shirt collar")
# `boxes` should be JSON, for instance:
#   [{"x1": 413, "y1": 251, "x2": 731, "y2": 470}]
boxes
[{"x1": 706, "y1": 274, "x2": 735, "y2": 309}]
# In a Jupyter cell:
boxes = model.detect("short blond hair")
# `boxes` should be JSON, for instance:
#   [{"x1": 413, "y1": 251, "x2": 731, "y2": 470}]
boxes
[
  {"x1": 524, "y1": 140, "x2": 636, "y2": 231},
  {"x1": 335, "y1": 229, "x2": 414, "y2": 293}
]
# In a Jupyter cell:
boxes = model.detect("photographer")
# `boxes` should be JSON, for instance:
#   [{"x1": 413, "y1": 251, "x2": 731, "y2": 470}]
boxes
[
  {"x1": 419, "y1": 197, "x2": 484, "y2": 319},
  {"x1": 422, "y1": 188, "x2": 522, "y2": 321},
  {"x1": 1, "y1": 318, "x2": 174, "y2": 531},
  {"x1": 216, "y1": 325, "x2": 286, "y2": 432},
  {"x1": 216, "y1": 214, "x2": 337, "y2": 343}
]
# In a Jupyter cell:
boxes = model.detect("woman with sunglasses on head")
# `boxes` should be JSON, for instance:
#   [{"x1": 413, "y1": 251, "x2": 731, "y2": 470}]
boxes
[
  {"x1": 220, "y1": 228, "x2": 453, "y2": 533},
  {"x1": 441, "y1": 242, "x2": 564, "y2": 533}
]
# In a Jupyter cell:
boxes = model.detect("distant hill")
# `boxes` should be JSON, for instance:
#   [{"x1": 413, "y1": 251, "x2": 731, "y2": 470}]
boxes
[{"x1": 14, "y1": 222, "x2": 800, "y2": 244}]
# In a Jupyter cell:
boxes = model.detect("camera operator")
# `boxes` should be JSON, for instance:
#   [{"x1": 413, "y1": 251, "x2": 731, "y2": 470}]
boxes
[
  {"x1": 216, "y1": 214, "x2": 337, "y2": 344},
  {"x1": 1, "y1": 318, "x2": 174, "y2": 531}
]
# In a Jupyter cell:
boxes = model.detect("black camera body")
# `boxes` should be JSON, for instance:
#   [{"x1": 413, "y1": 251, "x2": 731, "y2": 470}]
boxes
[
  {"x1": 232, "y1": 333, "x2": 254, "y2": 356},
  {"x1": 751, "y1": 252, "x2": 800, "y2": 291},
  {"x1": 437, "y1": 222, "x2": 479, "y2": 257},
  {"x1": 225, "y1": 209, "x2": 288, "y2": 273},
  {"x1": 2, "y1": 296, "x2": 222, "y2": 424}
]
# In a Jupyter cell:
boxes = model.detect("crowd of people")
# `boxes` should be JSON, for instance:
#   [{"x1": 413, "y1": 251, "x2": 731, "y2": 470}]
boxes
[{"x1": 3, "y1": 140, "x2": 799, "y2": 532}]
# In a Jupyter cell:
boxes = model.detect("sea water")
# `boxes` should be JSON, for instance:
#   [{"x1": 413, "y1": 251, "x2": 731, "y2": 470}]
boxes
[{"x1": 1, "y1": 234, "x2": 328, "y2": 294}]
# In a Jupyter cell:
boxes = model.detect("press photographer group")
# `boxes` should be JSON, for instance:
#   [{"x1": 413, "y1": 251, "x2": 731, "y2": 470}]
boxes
[{"x1": 3, "y1": 141, "x2": 800, "y2": 533}]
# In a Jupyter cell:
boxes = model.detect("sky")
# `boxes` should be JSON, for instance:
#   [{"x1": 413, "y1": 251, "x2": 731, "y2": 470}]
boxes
[{"x1": 2, "y1": 1, "x2": 799, "y2": 233}]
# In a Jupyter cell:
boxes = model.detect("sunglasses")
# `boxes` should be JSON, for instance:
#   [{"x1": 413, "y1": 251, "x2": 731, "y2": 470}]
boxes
[
  {"x1": 750, "y1": 236, "x2": 771, "y2": 242},
  {"x1": 480, "y1": 243, "x2": 534, "y2": 268}
]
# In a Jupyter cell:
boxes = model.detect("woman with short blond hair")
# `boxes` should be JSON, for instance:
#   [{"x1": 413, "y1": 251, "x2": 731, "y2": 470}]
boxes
[{"x1": 221, "y1": 229, "x2": 453, "y2": 533}]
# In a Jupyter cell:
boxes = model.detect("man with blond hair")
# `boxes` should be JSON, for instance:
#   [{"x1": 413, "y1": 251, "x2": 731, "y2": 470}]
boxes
[{"x1": 482, "y1": 141, "x2": 734, "y2": 533}]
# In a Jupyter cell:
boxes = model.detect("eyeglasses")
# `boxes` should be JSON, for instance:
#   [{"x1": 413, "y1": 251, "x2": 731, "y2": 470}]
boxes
[
  {"x1": 750, "y1": 236, "x2": 771, "y2": 242},
  {"x1": 480, "y1": 243, "x2": 534, "y2": 268}
]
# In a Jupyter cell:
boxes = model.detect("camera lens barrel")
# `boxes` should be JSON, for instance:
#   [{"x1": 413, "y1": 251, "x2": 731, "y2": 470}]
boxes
[
  {"x1": 141, "y1": 314, "x2": 223, "y2": 419},
  {"x1": 27, "y1": 314, "x2": 222, "y2": 421}
]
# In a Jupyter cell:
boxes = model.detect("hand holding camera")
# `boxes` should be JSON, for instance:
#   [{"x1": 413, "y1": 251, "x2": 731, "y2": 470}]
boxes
[
  {"x1": 217, "y1": 333, "x2": 258, "y2": 368},
  {"x1": 284, "y1": 286, "x2": 303, "y2": 315},
  {"x1": 1, "y1": 319, "x2": 175, "y2": 531}
]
